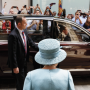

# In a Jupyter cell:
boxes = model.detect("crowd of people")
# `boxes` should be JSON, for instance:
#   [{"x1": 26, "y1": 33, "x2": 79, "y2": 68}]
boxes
[
  {"x1": 67, "y1": 10, "x2": 90, "y2": 31},
  {"x1": 0, "y1": 20, "x2": 11, "y2": 31},
  {"x1": 7, "y1": 15, "x2": 75, "y2": 90},
  {"x1": 1, "y1": 2, "x2": 90, "y2": 32},
  {"x1": 1, "y1": 2, "x2": 90, "y2": 90},
  {"x1": 0, "y1": 2, "x2": 57, "y2": 32},
  {"x1": 0, "y1": 2, "x2": 56, "y2": 16}
]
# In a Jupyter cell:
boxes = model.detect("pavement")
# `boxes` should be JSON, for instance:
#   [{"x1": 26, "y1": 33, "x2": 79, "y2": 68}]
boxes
[{"x1": 0, "y1": 76, "x2": 90, "y2": 90}]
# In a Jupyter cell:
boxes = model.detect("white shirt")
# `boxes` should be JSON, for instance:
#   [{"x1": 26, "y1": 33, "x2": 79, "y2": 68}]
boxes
[
  {"x1": 80, "y1": 16, "x2": 87, "y2": 26},
  {"x1": 16, "y1": 26, "x2": 27, "y2": 47},
  {"x1": 2, "y1": 8, "x2": 5, "y2": 14},
  {"x1": 48, "y1": 21, "x2": 51, "y2": 28},
  {"x1": 27, "y1": 20, "x2": 39, "y2": 30},
  {"x1": 72, "y1": 17, "x2": 81, "y2": 25}
]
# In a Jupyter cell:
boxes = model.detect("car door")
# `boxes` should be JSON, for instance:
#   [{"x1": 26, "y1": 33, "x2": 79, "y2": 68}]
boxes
[
  {"x1": 53, "y1": 18, "x2": 90, "y2": 71},
  {"x1": 0, "y1": 15, "x2": 14, "y2": 76}
]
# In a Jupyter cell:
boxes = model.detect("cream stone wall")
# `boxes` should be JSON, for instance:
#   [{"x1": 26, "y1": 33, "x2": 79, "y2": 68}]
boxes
[
  {"x1": 0, "y1": 0, "x2": 2, "y2": 12},
  {"x1": 2, "y1": 0, "x2": 30, "y2": 14}
]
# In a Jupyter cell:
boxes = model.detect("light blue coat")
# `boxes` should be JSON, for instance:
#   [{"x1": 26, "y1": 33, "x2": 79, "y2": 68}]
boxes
[{"x1": 23, "y1": 69, "x2": 75, "y2": 90}]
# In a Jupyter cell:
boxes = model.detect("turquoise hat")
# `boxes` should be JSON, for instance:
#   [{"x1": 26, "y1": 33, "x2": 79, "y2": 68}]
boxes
[{"x1": 35, "y1": 39, "x2": 67, "y2": 65}]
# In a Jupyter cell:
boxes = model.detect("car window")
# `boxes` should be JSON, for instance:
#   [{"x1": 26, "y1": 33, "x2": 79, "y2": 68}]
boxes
[
  {"x1": 54, "y1": 21, "x2": 90, "y2": 42},
  {"x1": 0, "y1": 19, "x2": 11, "y2": 40},
  {"x1": 26, "y1": 19, "x2": 52, "y2": 42},
  {"x1": 71, "y1": 25, "x2": 90, "y2": 42}
]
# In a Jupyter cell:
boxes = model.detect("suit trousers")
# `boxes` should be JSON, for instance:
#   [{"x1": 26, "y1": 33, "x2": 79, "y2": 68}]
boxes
[{"x1": 15, "y1": 65, "x2": 27, "y2": 90}]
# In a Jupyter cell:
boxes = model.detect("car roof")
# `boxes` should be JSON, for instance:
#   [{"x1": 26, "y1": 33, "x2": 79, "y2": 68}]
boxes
[{"x1": 0, "y1": 15, "x2": 90, "y2": 36}]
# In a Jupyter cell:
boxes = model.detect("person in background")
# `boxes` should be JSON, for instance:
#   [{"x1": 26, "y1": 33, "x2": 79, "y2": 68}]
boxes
[
  {"x1": 27, "y1": 5, "x2": 41, "y2": 30},
  {"x1": 67, "y1": 14, "x2": 72, "y2": 19},
  {"x1": 43, "y1": 6, "x2": 52, "y2": 31},
  {"x1": 2, "y1": 2, "x2": 7, "y2": 15},
  {"x1": 36, "y1": 20, "x2": 43, "y2": 30},
  {"x1": 83, "y1": 16, "x2": 90, "y2": 31},
  {"x1": 72, "y1": 11, "x2": 82, "y2": 26},
  {"x1": 88, "y1": 10, "x2": 90, "y2": 16},
  {"x1": 77, "y1": 10, "x2": 82, "y2": 16},
  {"x1": 85, "y1": 10, "x2": 90, "y2": 17},
  {"x1": 71, "y1": 14, "x2": 74, "y2": 19},
  {"x1": 0, "y1": 20, "x2": 3, "y2": 30},
  {"x1": 49, "y1": 3, "x2": 56, "y2": 16},
  {"x1": 61, "y1": 9, "x2": 66, "y2": 19},
  {"x1": 26, "y1": 6, "x2": 35, "y2": 15},
  {"x1": 8, "y1": 15, "x2": 39, "y2": 90},
  {"x1": 53, "y1": 11, "x2": 56, "y2": 16},
  {"x1": 44, "y1": 6, "x2": 53, "y2": 16},
  {"x1": 9, "y1": 6, "x2": 19, "y2": 14},
  {"x1": 18, "y1": 5, "x2": 31, "y2": 14},
  {"x1": 80, "y1": 13, "x2": 87, "y2": 26},
  {"x1": 23, "y1": 39, "x2": 75, "y2": 90},
  {"x1": 9, "y1": 8, "x2": 15, "y2": 14},
  {"x1": 58, "y1": 24, "x2": 71, "y2": 41},
  {"x1": 33, "y1": 4, "x2": 42, "y2": 15},
  {"x1": 27, "y1": 20, "x2": 40, "y2": 30},
  {"x1": 2, "y1": 20, "x2": 11, "y2": 30},
  {"x1": 18, "y1": 6, "x2": 26, "y2": 14}
]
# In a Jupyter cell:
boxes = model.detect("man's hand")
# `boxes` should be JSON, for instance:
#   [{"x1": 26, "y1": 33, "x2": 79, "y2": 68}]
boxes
[
  {"x1": 4, "y1": 2, "x2": 7, "y2": 8},
  {"x1": 75, "y1": 15, "x2": 79, "y2": 20},
  {"x1": 38, "y1": 6, "x2": 40, "y2": 9},
  {"x1": 13, "y1": 67, "x2": 19, "y2": 74},
  {"x1": 32, "y1": 20, "x2": 37, "y2": 25},
  {"x1": 16, "y1": 6, "x2": 19, "y2": 11},
  {"x1": 87, "y1": 29, "x2": 90, "y2": 31},
  {"x1": 11, "y1": 6, "x2": 14, "y2": 9}
]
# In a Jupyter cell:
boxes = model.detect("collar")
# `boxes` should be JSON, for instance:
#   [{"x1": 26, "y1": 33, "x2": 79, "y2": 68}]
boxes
[{"x1": 16, "y1": 26, "x2": 23, "y2": 34}]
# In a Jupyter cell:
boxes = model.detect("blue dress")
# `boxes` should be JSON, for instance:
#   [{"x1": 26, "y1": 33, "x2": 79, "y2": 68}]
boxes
[{"x1": 23, "y1": 69, "x2": 75, "y2": 90}]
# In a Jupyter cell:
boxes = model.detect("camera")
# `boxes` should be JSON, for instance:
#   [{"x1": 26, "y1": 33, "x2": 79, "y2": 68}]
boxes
[
  {"x1": 24, "y1": 5, "x2": 26, "y2": 8},
  {"x1": 81, "y1": 13, "x2": 86, "y2": 15},
  {"x1": 13, "y1": 6, "x2": 17, "y2": 8},
  {"x1": 6, "y1": 23, "x2": 9, "y2": 27},
  {"x1": 50, "y1": 3, "x2": 56, "y2": 6},
  {"x1": 37, "y1": 4, "x2": 39, "y2": 7}
]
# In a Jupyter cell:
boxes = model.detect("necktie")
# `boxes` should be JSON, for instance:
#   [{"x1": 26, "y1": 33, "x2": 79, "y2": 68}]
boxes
[{"x1": 22, "y1": 31, "x2": 27, "y2": 55}]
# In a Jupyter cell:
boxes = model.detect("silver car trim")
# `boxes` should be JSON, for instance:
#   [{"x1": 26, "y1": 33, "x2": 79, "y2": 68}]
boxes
[{"x1": 54, "y1": 18, "x2": 90, "y2": 36}]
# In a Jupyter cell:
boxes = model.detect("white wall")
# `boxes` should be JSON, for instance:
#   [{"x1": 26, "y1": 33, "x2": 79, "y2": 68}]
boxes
[
  {"x1": 62, "y1": 0, "x2": 89, "y2": 16},
  {"x1": 33, "y1": 0, "x2": 58, "y2": 15},
  {"x1": 0, "y1": 0, "x2": 2, "y2": 12},
  {"x1": 2, "y1": 0, "x2": 30, "y2": 13},
  {"x1": 33, "y1": 0, "x2": 89, "y2": 16}
]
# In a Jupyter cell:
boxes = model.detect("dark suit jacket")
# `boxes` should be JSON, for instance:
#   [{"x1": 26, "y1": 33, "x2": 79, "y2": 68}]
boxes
[{"x1": 8, "y1": 28, "x2": 39, "y2": 69}]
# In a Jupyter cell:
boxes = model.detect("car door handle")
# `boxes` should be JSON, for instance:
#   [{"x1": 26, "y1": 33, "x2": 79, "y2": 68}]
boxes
[{"x1": 61, "y1": 46, "x2": 72, "y2": 49}]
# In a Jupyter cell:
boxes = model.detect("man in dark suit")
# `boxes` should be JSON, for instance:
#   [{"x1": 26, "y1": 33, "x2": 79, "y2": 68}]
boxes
[{"x1": 8, "y1": 15, "x2": 39, "y2": 90}]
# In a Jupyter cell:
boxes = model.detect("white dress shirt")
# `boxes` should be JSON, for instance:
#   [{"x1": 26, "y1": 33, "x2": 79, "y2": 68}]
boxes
[{"x1": 16, "y1": 26, "x2": 27, "y2": 48}]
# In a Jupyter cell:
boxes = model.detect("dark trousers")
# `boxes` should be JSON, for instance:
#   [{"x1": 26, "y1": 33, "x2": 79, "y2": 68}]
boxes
[{"x1": 15, "y1": 66, "x2": 27, "y2": 90}]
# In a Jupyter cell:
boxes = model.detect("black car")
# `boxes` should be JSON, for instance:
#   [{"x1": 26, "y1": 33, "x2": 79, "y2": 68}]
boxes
[{"x1": 0, "y1": 15, "x2": 90, "y2": 77}]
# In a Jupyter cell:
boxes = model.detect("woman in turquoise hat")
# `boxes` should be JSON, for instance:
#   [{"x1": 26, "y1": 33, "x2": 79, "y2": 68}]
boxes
[{"x1": 23, "y1": 39, "x2": 75, "y2": 90}]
